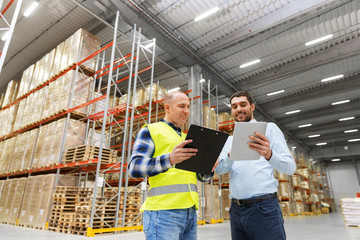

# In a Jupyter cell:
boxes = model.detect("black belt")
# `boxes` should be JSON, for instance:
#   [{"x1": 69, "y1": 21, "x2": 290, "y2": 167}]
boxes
[{"x1": 232, "y1": 192, "x2": 277, "y2": 205}]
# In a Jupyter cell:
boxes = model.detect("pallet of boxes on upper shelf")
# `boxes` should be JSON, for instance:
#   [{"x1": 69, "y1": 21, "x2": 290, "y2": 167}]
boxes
[{"x1": 275, "y1": 170, "x2": 292, "y2": 217}]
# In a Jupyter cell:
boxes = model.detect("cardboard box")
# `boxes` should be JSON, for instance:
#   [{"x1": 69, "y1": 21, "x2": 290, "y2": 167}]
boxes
[
  {"x1": 1, "y1": 80, "x2": 19, "y2": 108},
  {"x1": 17, "y1": 64, "x2": 35, "y2": 98},
  {"x1": 0, "y1": 137, "x2": 16, "y2": 174},
  {"x1": 221, "y1": 188, "x2": 230, "y2": 219}
]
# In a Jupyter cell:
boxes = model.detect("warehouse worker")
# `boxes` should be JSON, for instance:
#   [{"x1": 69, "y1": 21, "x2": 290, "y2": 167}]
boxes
[
  {"x1": 215, "y1": 91, "x2": 296, "y2": 240},
  {"x1": 129, "y1": 91, "x2": 208, "y2": 240}
]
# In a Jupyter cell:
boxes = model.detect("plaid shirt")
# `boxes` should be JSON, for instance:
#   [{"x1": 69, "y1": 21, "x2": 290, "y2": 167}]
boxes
[
  {"x1": 128, "y1": 119, "x2": 178, "y2": 178},
  {"x1": 128, "y1": 119, "x2": 213, "y2": 182}
]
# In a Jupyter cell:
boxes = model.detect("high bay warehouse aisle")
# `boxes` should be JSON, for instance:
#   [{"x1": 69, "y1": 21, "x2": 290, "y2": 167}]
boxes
[{"x1": 1, "y1": 212, "x2": 360, "y2": 240}]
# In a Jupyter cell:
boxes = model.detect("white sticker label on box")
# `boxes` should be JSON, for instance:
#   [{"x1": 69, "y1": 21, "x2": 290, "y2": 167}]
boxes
[
  {"x1": 225, "y1": 207, "x2": 230, "y2": 211},
  {"x1": 218, "y1": 190, "x2": 222, "y2": 196},
  {"x1": 21, "y1": 210, "x2": 26, "y2": 216},
  {"x1": 39, "y1": 209, "x2": 44, "y2": 216},
  {"x1": 29, "y1": 215, "x2": 33, "y2": 222}
]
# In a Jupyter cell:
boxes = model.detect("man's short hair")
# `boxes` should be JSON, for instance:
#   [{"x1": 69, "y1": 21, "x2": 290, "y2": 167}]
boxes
[
  {"x1": 164, "y1": 91, "x2": 186, "y2": 105},
  {"x1": 229, "y1": 91, "x2": 254, "y2": 105}
]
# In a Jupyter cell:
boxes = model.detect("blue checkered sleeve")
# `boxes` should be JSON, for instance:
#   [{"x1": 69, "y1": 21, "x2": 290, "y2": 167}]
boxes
[{"x1": 128, "y1": 126, "x2": 173, "y2": 178}]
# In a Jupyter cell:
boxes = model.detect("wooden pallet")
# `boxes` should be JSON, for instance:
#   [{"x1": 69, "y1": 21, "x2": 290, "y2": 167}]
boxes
[{"x1": 62, "y1": 145, "x2": 118, "y2": 164}]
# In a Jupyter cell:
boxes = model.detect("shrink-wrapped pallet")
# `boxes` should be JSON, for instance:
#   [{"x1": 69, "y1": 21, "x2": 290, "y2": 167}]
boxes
[
  {"x1": 0, "y1": 101, "x2": 19, "y2": 137},
  {"x1": 30, "y1": 55, "x2": 48, "y2": 91},
  {"x1": 297, "y1": 168, "x2": 310, "y2": 179},
  {"x1": 143, "y1": 84, "x2": 167, "y2": 104},
  {"x1": 278, "y1": 182, "x2": 291, "y2": 199},
  {"x1": 91, "y1": 92, "x2": 107, "y2": 114},
  {"x1": 43, "y1": 70, "x2": 92, "y2": 118},
  {"x1": 6, "y1": 178, "x2": 27, "y2": 224},
  {"x1": 22, "y1": 86, "x2": 47, "y2": 126},
  {"x1": 17, "y1": 64, "x2": 35, "y2": 98},
  {"x1": 67, "y1": 28, "x2": 100, "y2": 71},
  {"x1": 295, "y1": 202, "x2": 304, "y2": 214},
  {"x1": 294, "y1": 190, "x2": 303, "y2": 202},
  {"x1": 134, "y1": 88, "x2": 145, "y2": 108},
  {"x1": 13, "y1": 98, "x2": 27, "y2": 131},
  {"x1": 32, "y1": 119, "x2": 86, "y2": 168},
  {"x1": 218, "y1": 112, "x2": 232, "y2": 128},
  {"x1": 0, "y1": 179, "x2": 12, "y2": 222},
  {"x1": 0, "y1": 93, "x2": 4, "y2": 108},
  {"x1": 59, "y1": 35, "x2": 73, "y2": 71},
  {"x1": 221, "y1": 188, "x2": 231, "y2": 220},
  {"x1": 0, "y1": 137, "x2": 16, "y2": 174},
  {"x1": 1, "y1": 80, "x2": 19, "y2": 108},
  {"x1": 43, "y1": 49, "x2": 56, "y2": 82},
  {"x1": 301, "y1": 180, "x2": 310, "y2": 190},
  {"x1": 274, "y1": 170, "x2": 289, "y2": 181},
  {"x1": 203, "y1": 105, "x2": 217, "y2": 129},
  {"x1": 199, "y1": 184, "x2": 220, "y2": 222},
  {"x1": 341, "y1": 198, "x2": 360, "y2": 227},
  {"x1": 50, "y1": 42, "x2": 65, "y2": 78},
  {"x1": 280, "y1": 201, "x2": 291, "y2": 216},
  {"x1": 296, "y1": 153, "x2": 308, "y2": 168},
  {"x1": 292, "y1": 175, "x2": 301, "y2": 187}
]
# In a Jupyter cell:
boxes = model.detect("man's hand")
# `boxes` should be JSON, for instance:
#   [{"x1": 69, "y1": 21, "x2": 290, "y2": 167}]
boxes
[
  {"x1": 170, "y1": 139, "x2": 198, "y2": 165},
  {"x1": 212, "y1": 158, "x2": 220, "y2": 173},
  {"x1": 248, "y1": 132, "x2": 272, "y2": 160}
]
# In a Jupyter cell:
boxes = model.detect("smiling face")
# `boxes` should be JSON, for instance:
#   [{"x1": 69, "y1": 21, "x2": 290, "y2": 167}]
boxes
[
  {"x1": 164, "y1": 92, "x2": 190, "y2": 128},
  {"x1": 230, "y1": 96, "x2": 255, "y2": 122}
]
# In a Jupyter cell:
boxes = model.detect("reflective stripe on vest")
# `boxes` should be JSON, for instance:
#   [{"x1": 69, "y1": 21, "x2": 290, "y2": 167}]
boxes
[{"x1": 148, "y1": 183, "x2": 197, "y2": 197}]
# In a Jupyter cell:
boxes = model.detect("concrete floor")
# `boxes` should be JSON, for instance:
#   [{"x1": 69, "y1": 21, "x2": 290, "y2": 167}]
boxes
[{"x1": 0, "y1": 212, "x2": 359, "y2": 239}]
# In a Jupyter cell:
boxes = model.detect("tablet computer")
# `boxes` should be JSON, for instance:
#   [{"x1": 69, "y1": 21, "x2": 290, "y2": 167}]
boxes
[
  {"x1": 230, "y1": 122, "x2": 267, "y2": 160},
  {"x1": 175, "y1": 124, "x2": 229, "y2": 175}
]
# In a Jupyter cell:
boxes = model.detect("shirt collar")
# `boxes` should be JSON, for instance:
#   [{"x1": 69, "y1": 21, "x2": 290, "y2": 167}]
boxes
[{"x1": 160, "y1": 119, "x2": 182, "y2": 135}]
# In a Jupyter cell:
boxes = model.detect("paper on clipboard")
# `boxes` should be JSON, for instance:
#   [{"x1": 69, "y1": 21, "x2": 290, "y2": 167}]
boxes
[
  {"x1": 175, "y1": 124, "x2": 229, "y2": 175},
  {"x1": 230, "y1": 122, "x2": 267, "y2": 160}
]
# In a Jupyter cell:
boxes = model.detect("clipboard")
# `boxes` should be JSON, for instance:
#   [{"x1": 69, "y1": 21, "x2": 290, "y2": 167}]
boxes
[
  {"x1": 230, "y1": 122, "x2": 267, "y2": 160},
  {"x1": 175, "y1": 124, "x2": 229, "y2": 175}
]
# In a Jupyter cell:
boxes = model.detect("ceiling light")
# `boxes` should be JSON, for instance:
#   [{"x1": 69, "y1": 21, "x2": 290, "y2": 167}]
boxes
[
  {"x1": 308, "y1": 134, "x2": 320, "y2": 138},
  {"x1": 339, "y1": 117, "x2": 355, "y2": 121},
  {"x1": 298, "y1": 123, "x2": 312, "y2": 128},
  {"x1": 267, "y1": 90, "x2": 284, "y2": 96},
  {"x1": 240, "y1": 59, "x2": 260, "y2": 68},
  {"x1": 292, "y1": 146, "x2": 296, "y2": 149},
  {"x1": 305, "y1": 34, "x2": 333, "y2": 46},
  {"x1": 321, "y1": 74, "x2": 344, "y2": 82},
  {"x1": 312, "y1": 161, "x2": 316, "y2": 164},
  {"x1": 348, "y1": 138, "x2": 360, "y2": 142},
  {"x1": 1, "y1": 31, "x2": 10, "y2": 41},
  {"x1": 344, "y1": 129, "x2": 358, "y2": 133},
  {"x1": 194, "y1": 6, "x2": 219, "y2": 22},
  {"x1": 331, "y1": 100, "x2": 350, "y2": 105},
  {"x1": 316, "y1": 142, "x2": 327, "y2": 146},
  {"x1": 199, "y1": 79, "x2": 205, "y2": 83},
  {"x1": 285, "y1": 110, "x2": 300, "y2": 115},
  {"x1": 331, "y1": 158, "x2": 340, "y2": 162},
  {"x1": 24, "y1": 1, "x2": 39, "y2": 17},
  {"x1": 168, "y1": 87, "x2": 180, "y2": 93}
]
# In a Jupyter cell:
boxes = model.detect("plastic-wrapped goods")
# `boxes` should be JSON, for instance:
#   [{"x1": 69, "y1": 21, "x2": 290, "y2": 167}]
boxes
[
  {"x1": 0, "y1": 137, "x2": 16, "y2": 174},
  {"x1": 32, "y1": 119, "x2": 86, "y2": 168},
  {"x1": 301, "y1": 180, "x2": 310, "y2": 190},
  {"x1": 0, "y1": 180, "x2": 4, "y2": 200},
  {"x1": 5, "y1": 178, "x2": 27, "y2": 224},
  {"x1": 280, "y1": 201, "x2": 291, "y2": 216},
  {"x1": 295, "y1": 202, "x2": 304, "y2": 214},
  {"x1": 199, "y1": 184, "x2": 220, "y2": 222},
  {"x1": 222, "y1": 188, "x2": 231, "y2": 220},
  {"x1": 29, "y1": 55, "x2": 48, "y2": 91},
  {"x1": 0, "y1": 180, "x2": 12, "y2": 222},
  {"x1": 0, "y1": 92, "x2": 4, "y2": 108},
  {"x1": 50, "y1": 42, "x2": 65, "y2": 78},
  {"x1": 59, "y1": 35, "x2": 73, "y2": 71},
  {"x1": 278, "y1": 182, "x2": 291, "y2": 198},
  {"x1": 91, "y1": 92, "x2": 107, "y2": 114},
  {"x1": 297, "y1": 168, "x2": 310, "y2": 179},
  {"x1": 203, "y1": 105, "x2": 217, "y2": 129},
  {"x1": 143, "y1": 84, "x2": 167, "y2": 104},
  {"x1": 294, "y1": 190, "x2": 303, "y2": 202},
  {"x1": 311, "y1": 193, "x2": 319, "y2": 203},
  {"x1": 68, "y1": 28, "x2": 100, "y2": 71},
  {"x1": 274, "y1": 170, "x2": 289, "y2": 181},
  {"x1": 134, "y1": 88, "x2": 145, "y2": 108},
  {"x1": 18, "y1": 174, "x2": 76, "y2": 229},
  {"x1": 292, "y1": 175, "x2": 301, "y2": 187},
  {"x1": 13, "y1": 98, "x2": 27, "y2": 131},
  {"x1": 1, "y1": 80, "x2": 19, "y2": 108},
  {"x1": 341, "y1": 198, "x2": 360, "y2": 226},
  {"x1": 0, "y1": 103, "x2": 18, "y2": 137},
  {"x1": 296, "y1": 153, "x2": 308, "y2": 168},
  {"x1": 42, "y1": 70, "x2": 92, "y2": 119},
  {"x1": 17, "y1": 64, "x2": 35, "y2": 99}
]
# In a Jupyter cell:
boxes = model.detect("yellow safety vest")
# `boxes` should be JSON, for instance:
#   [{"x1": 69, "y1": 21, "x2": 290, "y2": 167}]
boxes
[{"x1": 140, "y1": 121, "x2": 199, "y2": 211}]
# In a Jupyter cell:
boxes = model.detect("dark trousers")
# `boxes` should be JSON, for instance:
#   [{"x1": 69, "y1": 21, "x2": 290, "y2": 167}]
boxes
[{"x1": 230, "y1": 197, "x2": 286, "y2": 240}]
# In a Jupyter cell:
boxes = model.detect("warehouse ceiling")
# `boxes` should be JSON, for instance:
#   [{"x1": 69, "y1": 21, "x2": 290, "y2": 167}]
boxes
[{"x1": 1, "y1": 0, "x2": 360, "y2": 165}]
